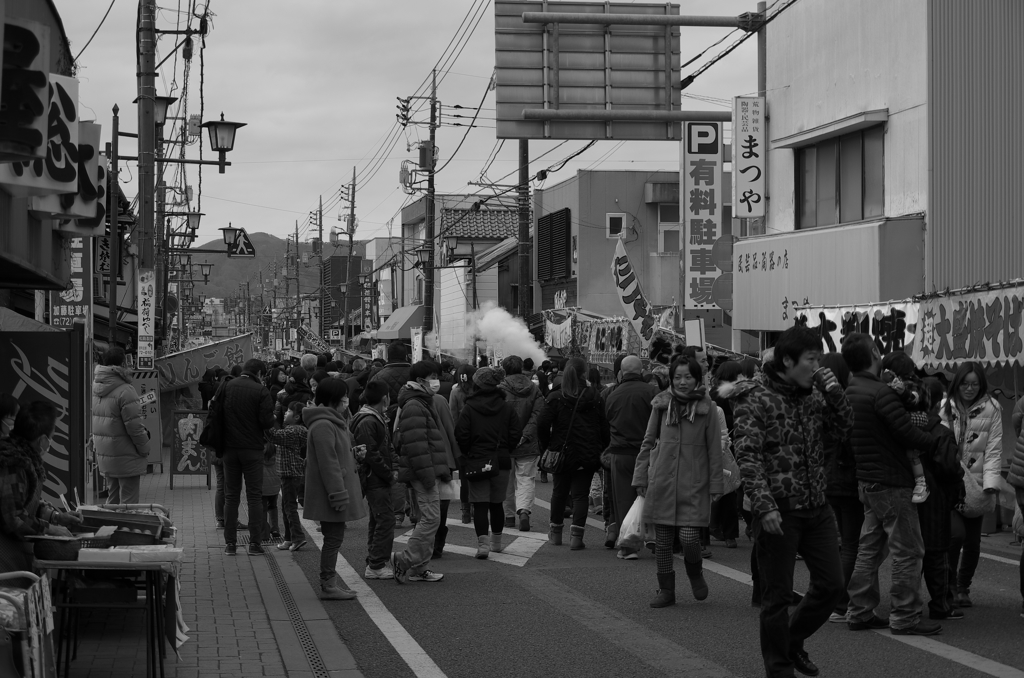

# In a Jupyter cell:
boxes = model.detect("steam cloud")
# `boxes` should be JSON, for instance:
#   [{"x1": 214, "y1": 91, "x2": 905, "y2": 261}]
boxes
[{"x1": 467, "y1": 301, "x2": 546, "y2": 366}]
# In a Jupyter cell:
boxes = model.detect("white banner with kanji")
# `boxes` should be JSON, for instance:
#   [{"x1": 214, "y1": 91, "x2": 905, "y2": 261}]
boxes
[{"x1": 611, "y1": 238, "x2": 656, "y2": 346}]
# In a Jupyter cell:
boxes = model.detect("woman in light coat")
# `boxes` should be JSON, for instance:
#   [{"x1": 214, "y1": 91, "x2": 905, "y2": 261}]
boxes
[
  {"x1": 940, "y1": 361, "x2": 1003, "y2": 608},
  {"x1": 634, "y1": 356, "x2": 722, "y2": 609},
  {"x1": 92, "y1": 348, "x2": 151, "y2": 504},
  {"x1": 303, "y1": 377, "x2": 366, "y2": 600}
]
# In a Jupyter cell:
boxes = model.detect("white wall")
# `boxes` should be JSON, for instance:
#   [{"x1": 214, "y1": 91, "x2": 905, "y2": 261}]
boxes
[
  {"x1": 766, "y1": 0, "x2": 928, "y2": 231},
  {"x1": 438, "y1": 266, "x2": 468, "y2": 353}
]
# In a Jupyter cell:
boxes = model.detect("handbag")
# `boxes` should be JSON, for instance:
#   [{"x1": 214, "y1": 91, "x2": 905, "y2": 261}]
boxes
[
  {"x1": 437, "y1": 472, "x2": 461, "y2": 501},
  {"x1": 539, "y1": 395, "x2": 582, "y2": 475},
  {"x1": 199, "y1": 379, "x2": 227, "y2": 457},
  {"x1": 462, "y1": 454, "x2": 499, "y2": 481}
]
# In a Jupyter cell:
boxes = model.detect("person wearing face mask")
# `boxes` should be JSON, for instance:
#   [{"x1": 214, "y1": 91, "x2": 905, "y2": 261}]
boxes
[
  {"x1": 0, "y1": 402, "x2": 84, "y2": 577},
  {"x1": 0, "y1": 393, "x2": 19, "y2": 439}
]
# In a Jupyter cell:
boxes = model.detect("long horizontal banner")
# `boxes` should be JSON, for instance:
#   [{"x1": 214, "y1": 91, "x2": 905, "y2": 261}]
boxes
[
  {"x1": 911, "y1": 288, "x2": 1024, "y2": 368},
  {"x1": 794, "y1": 302, "x2": 918, "y2": 358},
  {"x1": 155, "y1": 334, "x2": 253, "y2": 391}
]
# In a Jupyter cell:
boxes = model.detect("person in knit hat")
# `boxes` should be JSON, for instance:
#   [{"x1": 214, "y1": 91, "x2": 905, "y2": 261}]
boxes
[{"x1": 455, "y1": 366, "x2": 522, "y2": 559}]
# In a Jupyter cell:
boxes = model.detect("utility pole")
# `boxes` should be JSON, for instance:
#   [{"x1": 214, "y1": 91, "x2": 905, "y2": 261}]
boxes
[
  {"x1": 106, "y1": 107, "x2": 121, "y2": 345},
  {"x1": 343, "y1": 168, "x2": 355, "y2": 348},
  {"x1": 518, "y1": 139, "x2": 530, "y2": 319},
  {"x1": 294, "y1": 220, "x2": 301, "y2": 350},
  {"x1": 137, "y1": 0, "x2": 157, "y2": 274},
  {"x1": 423, "y1": 69, "x2": 436, "y2": 333},
  {"x1": 318, "y1": 195, "x2": 324, "y2": 341}
]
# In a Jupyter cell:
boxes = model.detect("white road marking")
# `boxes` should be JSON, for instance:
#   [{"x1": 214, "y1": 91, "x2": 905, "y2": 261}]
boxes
[
  {"x1": 980, "y1": 552, "x2": 1020, "y2": 566},
  {"x1": 395, "y1": 521, "x2": 547, "y2": 565},
  {"x1": 300, "y1": 517, "x2": 449, "y2": 678}
]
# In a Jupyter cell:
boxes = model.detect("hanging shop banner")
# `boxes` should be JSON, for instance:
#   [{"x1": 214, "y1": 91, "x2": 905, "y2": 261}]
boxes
[
  {"x1": 137, "y1": 268, "x2": 156, "y2": 368},
  {"x1": 588, "y1": 318, "x2": 641, "y2": 367},
  {"x1": 0, "y1": 18, "x2": 51, "y2": 163},
  {"x1": 298, "y1": 326, "x2": 330, "y2": 354},
  {"x1": 33, "y1": 121, "x2": 104, "y2": 224},
  {"x1": 732, "y1": 97, "x2": 766, "y2": 218},
  {"x1": 155, "y1": 334, "x2": 252, "y2": 391},
  {"x1": 911, "y1": 288, "x2": 1024, "y2": 368},
  {"x1": 411, "y1": 326, "x2": 424, "y2": 362},
  {"x1": 169, "y1": 410, "x2": 211, "y2": 489},
  {"x1": 682, "y1": 122, "x2": 726, "y2": 312},
  {"x1": 49, "y1": 236, "x2": 92, "y2": 332},
  {"x1": 795, "y1": 302, "x2": 918, "y2": 357},
  {"x1": 611, "y1": 238, "x2": 657, "y2": 345},
  {"x1": 0, "y1": 74, "x2": 79, "y2": 197},
  {"x1": 132, "y1": 370, "x2": 164, "y2": 463},
  {"x1": 545, "y1": 317, "x2": 573, "y2": 349}
]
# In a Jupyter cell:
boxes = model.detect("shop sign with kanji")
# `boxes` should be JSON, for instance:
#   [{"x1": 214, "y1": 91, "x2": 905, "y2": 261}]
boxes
[
  {"x1": 795, "y1": 302, "x2": 918, "y2": 357},
  {"x1": 49, "y1": 236, "x2": 92, "y2": 330},
  {"x1": 732, "y1": 96, "x2": 765, "y2": 218},
  {"x1": 681, "y1": 122, "x2": 724, "y2": 311},
  {"x1": 138, "y1": 268, "x2": 157, "y2": 369},
  {"x1": 912, "y1": 287, "x2": 1024, "y2": 368}
]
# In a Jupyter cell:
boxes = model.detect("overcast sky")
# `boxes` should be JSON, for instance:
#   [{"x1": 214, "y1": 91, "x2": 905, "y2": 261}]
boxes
[{"x1": 56, "y1": 0, "x2": 756, "y2": 248}]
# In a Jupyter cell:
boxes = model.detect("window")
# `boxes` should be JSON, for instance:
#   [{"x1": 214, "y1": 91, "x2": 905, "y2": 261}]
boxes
[
  {"x1": 606, "y1": 213, "x2": 625, "y2": 239},
  {"x1": 657, "y1": 203, "x2": 681, "y2": 254},
  {"x1": 796, "y1": 125, "x2": 884, "y2": 229},
  {"x1": 538, "y1": 208, "x2": 571, "y2": 281}
]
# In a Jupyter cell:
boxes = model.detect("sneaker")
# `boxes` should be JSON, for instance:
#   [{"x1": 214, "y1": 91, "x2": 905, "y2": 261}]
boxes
[
  {"x1": 518, "y1": 512, "x2": 530, "y2": 532},
  {"x1": 791, "y1": 649, "x2": 819, "y2": 677},
  {"x1": 216, "y1": 519, "x2": 225, "y2": 529},
  {"x1": 224, "y1": 543, "x2": 237, "y2": 556},
  {"x1": 912, "y1": 478, "x2": 930, "y2": 504},
  {"x1": 276, "y1": 541, "x2": 293, "y2": 551},
  {"x1": 247, "y1": 543, "x2": 265, "y2": 556},
  {"x1": 828, "y1": 611, "x2": 848, "y2": 623},
  {"x1": 289, "y1": 540, "x2": 307, "y2": 552},
  {"x1": 408, "y1": 570, "x2": 444, "y2": 583},
  {"x1": 891, "y1": 621, "x2": 942, "y2": 636},
  {"x1": 390, "y1": 552, "x2": 408, "y2": 584},
  {"x1": 848, "y1": 615, "x2": 888, "y2": 631},
  {"x1": 395, "y1": 515, "x2": 405, "y2": 527},
  {"x1": 271, "y1": 531, "x2": 281, "y2": 540},
  {"x1": 504, "y1": 516, "x2": 516, "y2": 529},
  {"x1": 364, "y1": 564, "x2": 395, "y2": 580},
  {"x1": 724, "y1": 538, "x2": 737, "y2": 549},
  {"x1": 931, "y1": 609, "x2": 965, "y2": 620},
  {"x1": 616, "y1": 548, "x2": 639, "y2": 560},
  {"x1": 954, "y1": 591, "x2": 973, "y2": 608}
]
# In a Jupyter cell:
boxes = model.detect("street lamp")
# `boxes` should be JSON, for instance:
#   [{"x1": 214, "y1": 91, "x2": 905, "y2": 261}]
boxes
[
  {"x1": 135, "y1": 95, "x2": 178, "y2": 127},
  {"x1": 201, "y1": 113, "x2": 247, "y2": 174},
  {"x1": 198, "y1": 262, "x2": 213, "y2": 283},
  {"x1": 416, "y1": 246, "x2": 431, "y2": 266}
]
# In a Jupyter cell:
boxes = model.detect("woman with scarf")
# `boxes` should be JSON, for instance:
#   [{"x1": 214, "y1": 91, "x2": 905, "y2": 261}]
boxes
[
  {"x1": 93, "y1": 347, "x2": 152, "y2": 504},
  {"x1": 0, "y1": 402, "x2": 83, "y2": 577},
  {"x1": 634, "y1": 356, "x2": 723, "y2": 608}
]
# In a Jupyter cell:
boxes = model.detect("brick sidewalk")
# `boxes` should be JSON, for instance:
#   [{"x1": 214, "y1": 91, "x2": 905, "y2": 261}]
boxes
[{"x1": 65, "y1": 469, "x2": 288, "y2": 677}]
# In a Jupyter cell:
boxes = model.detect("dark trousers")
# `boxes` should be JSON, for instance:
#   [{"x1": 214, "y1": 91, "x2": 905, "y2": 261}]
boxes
[
  {"x1": 609, "y1": 454, "x2": 638, "y2": 532},
  {"x1": 320, "y1": 521, "x2": 346, "y2": 584},
  {"x1": 711, "y1": 491, "x2": 741, "y2": 540},
  {"x1": 472, "y1": 502, "x2": 505, "y2": 536},
  {"x1": 922, "y1": 549, "x2": 954, "y2": 617},
  {"x1": 365, "y1": 486, "x2": 396, "y2": 568},
  {"x1": 261, "y1": 494, "x2": 279, "y2": 540},
  {"x1": 280, "y1": 476, "x2": 303, "y2": 542},
  {"x1": 213, "y1": 462, "x2": 225, "y2": 521},
  {"x1": 222, "y1": 448, "x2": 264, "y2": 545},
  {"x1": 948, "y1": 511, "x2": 983, "y2": 593},
  {"x1": 754, "y1": 505, "x2": 843, "y2": 678},
  {"x1": 551, "y1": 468, "x2": 595, "y2": 528},
  {"x1": 827, "y1": 494, "x2": 864, "y2": 613},
  {"x1": 435, "y1": 499, "x2": 451, "y2": 553}
]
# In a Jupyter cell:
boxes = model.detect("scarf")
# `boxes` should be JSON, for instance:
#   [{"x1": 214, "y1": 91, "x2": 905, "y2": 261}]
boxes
[{"x1": 667, "y1": 385, "x2": 707, "y2": 425}]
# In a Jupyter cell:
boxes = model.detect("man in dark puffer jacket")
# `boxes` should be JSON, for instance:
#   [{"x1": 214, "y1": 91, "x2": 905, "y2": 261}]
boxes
[
  {"x1": 841, "y1": 333, "x2": 940, "y2": 637},
  {"x1": 370, "y1": 343, "x2": 412, "y2": 408},
  {"x1": 389, "y1": 361, "x2": 450, "y2": 584}
]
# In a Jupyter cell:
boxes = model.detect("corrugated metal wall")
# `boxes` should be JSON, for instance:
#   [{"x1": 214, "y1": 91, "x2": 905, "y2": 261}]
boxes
[{"x1": 929, "y1": 1, "x2": 1024, "y2": 289}]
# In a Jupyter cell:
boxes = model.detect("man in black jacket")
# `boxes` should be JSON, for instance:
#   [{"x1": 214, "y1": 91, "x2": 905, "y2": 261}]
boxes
[
  {"x1": 221, "y1": 358, "x2": 275, "y2": 556},
  {"x1": 604, "y1": 355, "x2": 658, "y2": 558},
  {"x1": 370, "y1": 343, "x2": 412, "y2": 406},
  {"x1": 352, "y1": 381, "x2": 396, "y2": 579},
  {"x1": 841, "y1": 333, "x2": 940, "y2": 636}
]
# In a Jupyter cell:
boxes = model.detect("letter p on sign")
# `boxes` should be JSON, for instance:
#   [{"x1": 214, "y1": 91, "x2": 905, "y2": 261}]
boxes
[{"x1": 687, "y1": 122, "x2": 719, "y2": 155}]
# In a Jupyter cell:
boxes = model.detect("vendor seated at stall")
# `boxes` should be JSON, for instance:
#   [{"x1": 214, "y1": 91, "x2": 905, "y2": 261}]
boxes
[{"x1": 0, "y1": 402, "x2": 83, "y2": 575}]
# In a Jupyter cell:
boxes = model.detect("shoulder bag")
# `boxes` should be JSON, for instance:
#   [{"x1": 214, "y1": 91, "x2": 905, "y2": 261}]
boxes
[
  {"x1": 199, "y1": 379, "x2": 227, "y2": 457},
  {"x1": 462, "y1": 439, "x2": 500, "y2": 481},
  {"x1": 539, "y1": 396, "x2": 581, "y2": 475}
]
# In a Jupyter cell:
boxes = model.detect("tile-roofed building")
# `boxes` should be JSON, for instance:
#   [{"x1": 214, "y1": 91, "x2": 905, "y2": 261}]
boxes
[{"x1": 439, "y1": 206, "x2": 518, "y2": 240}]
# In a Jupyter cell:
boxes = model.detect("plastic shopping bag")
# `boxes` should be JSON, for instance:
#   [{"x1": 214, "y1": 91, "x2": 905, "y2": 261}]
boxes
[
  {"x1": 616, "y1": 496, "x2": 645, "y2": 551},
  {"x1": 958, "y1": 464, "x2": 996, "y2": 518}
]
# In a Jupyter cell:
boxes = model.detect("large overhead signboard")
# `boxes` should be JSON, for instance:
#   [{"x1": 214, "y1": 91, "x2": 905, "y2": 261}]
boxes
[{"x1": 495, "y1": 1, "x2": 682, "y2": 140}]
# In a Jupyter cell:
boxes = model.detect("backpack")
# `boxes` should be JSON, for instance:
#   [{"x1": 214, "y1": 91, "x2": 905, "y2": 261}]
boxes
[{"x1": 199, "y1": 378, "x2": 229, "y2": 457}]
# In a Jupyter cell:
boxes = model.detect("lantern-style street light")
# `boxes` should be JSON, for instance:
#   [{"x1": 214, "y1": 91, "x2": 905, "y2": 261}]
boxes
[{"x1": 202, "y1": 113, "x2": 247, "y2": 174}]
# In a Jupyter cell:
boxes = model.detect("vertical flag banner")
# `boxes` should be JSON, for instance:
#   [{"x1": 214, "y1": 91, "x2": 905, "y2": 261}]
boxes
[
  {"x1": 611, "y1": 238, "x2": 656, "y2": 346},
  {"x1": 682, "y1": 122, "x2": 723, "y2": 311},
  {"x1": 138, "y1": 268, "x2": 156, "y2": 368},
  {"x1": 732, "y1": 97, "x2": 766, "y2": 218}
]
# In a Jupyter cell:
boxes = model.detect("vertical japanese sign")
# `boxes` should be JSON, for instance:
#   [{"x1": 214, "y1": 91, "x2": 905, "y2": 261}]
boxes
[
  {"x1": 132, "y1": 370, "x2": 163, "y2": 463},
  {"x1": 732, "y1": 97, "x2": 765, "y2": 218},
  {"x1": 682, "y1": 122, "x2": 723, "y2": 311},
  {"x1": 138, "y1": 268, "x2": 156, "y2": 368},
  {"x1": 50, "y1": 236, "x2": 92, "y2": 331},
  {"x1": 611, "y1": 238, "x2": 656, "y2": 347},
  {"x1": 411, "y1": 326, "x2": 424, "y2": 361},
  {"x1": 170, "y1": 410, "x2": 211, "y2": 489}
]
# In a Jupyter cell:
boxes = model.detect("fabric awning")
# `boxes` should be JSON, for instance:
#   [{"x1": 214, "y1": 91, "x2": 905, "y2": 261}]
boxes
[{"x1": 376, "y1": 304, "x2": 425, "y2": 340}]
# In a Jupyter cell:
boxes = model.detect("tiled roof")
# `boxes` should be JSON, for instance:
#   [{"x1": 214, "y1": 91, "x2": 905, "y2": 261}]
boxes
[{"x1": 440, "y1": 207, "x2": 518, "y2": 240}]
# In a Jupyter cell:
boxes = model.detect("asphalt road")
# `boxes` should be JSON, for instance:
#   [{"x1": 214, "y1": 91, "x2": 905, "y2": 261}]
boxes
[{"x1": 291, "y1": 483, "x2": 1024, "y2": 678}]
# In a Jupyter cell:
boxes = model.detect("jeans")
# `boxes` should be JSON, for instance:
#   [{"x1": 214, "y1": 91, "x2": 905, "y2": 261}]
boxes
[
  {"x1": 397, "y1": 480, "x2": 440, "y2": 575},
  {"x1": 320, "y1": 521, "x2": 346, "y2": 584},
  {"x1": 847, "y1": 483, "x2": 925, "y2": 630},
  {"x1": 551, "y1": 468, "x2": 595, "y2": 528},
  {"x1": 222, "y1": 447, "x2": 264, "y2": 545},
  {"x1": 609, "y1": 454, "x2": 639, "y2": 533},
  {"x1": 392, "y1": 481, "x2": 408, "y2": 520},
  {"x1": 948, "y1": 511, "x2": 983, "y2": 593},
  {"x1": 213, "y1": 463, "x2": 225, "y2": 521},
  {"x1": 105, "y1": 475, "x2": 141, "y2": 505},
  {"x1": 280, "y1": 476, "x2": 303, "y2": 542},
  {"x1": 503, "y1": 455, "x2": 539, "y2": 517},
  {"x1": 754, "y1": 505, "x2": 843, "y2": 678},
  {"x1": 827, "y1": 494, "x2": 865, "y2": 613},
  {"x1": 365, "y1": 486, "x2": 396, "y2": 568}
]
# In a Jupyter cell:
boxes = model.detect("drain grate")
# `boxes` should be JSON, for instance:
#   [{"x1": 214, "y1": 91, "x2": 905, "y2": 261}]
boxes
[{"x1": 265, "y1": 551, "x2": 330, "y2": 678}]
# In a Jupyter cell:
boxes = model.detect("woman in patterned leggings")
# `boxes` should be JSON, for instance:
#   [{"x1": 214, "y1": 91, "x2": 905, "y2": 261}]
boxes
[{"x1": 633, "y1": 356, "x2": 724, "y2": 608}]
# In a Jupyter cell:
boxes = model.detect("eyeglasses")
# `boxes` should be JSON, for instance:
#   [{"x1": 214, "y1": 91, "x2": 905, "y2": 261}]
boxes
[{"x1": 959, "y1": 383, "x2": 980, "y2": 390}]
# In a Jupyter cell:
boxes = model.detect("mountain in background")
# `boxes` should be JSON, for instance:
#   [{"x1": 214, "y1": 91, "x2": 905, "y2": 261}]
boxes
[{"x1": 186, "y1": 232, "x2": 322, "y2": 305}]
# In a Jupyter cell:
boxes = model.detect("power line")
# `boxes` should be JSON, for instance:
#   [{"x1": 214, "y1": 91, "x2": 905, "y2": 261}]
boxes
[
  {"x1": 74, "y1": 0, "x2": 118, "y2": 62},
  {"x1": 434, "y1": 72, "x2": 492, "y2": 175}
]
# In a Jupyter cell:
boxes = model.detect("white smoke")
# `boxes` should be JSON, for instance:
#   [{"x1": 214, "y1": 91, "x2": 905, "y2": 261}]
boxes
[
  {"x1": 467, "y1": 301, "x2": 546, "y2": 366},
  {"x1": 423, "y1": 331, "x2": 438, "y2": 357}
]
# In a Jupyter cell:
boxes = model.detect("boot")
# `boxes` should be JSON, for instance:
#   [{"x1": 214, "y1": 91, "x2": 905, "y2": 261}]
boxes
[
  {"x1": 548, "y1": 523, "x2": 564, "y2": 546},
  {"x1": 570, "y1": 525, "x2": 586, "y2": 550},
  {"x1": 491, "y1": 532, "x2": 504, "y2": 553},
  {"x1": 684, "y1": 558, "x2": 709, "y2": 601},
  {"x1": 320, "y1": 577, "x2": 356, "y2": 601},
  {"x1": 475, "y1": 535, "x2": 490, "y2": 559},
  {"x1": 650, "y1": 571, "x2": 676, "y2": 608},
  {"x1": 460, "y1": 502, "x2": 472, "y2": 524},
  {"x1": 604, "y1": 522, "x2": 618, "y2": 549}
]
